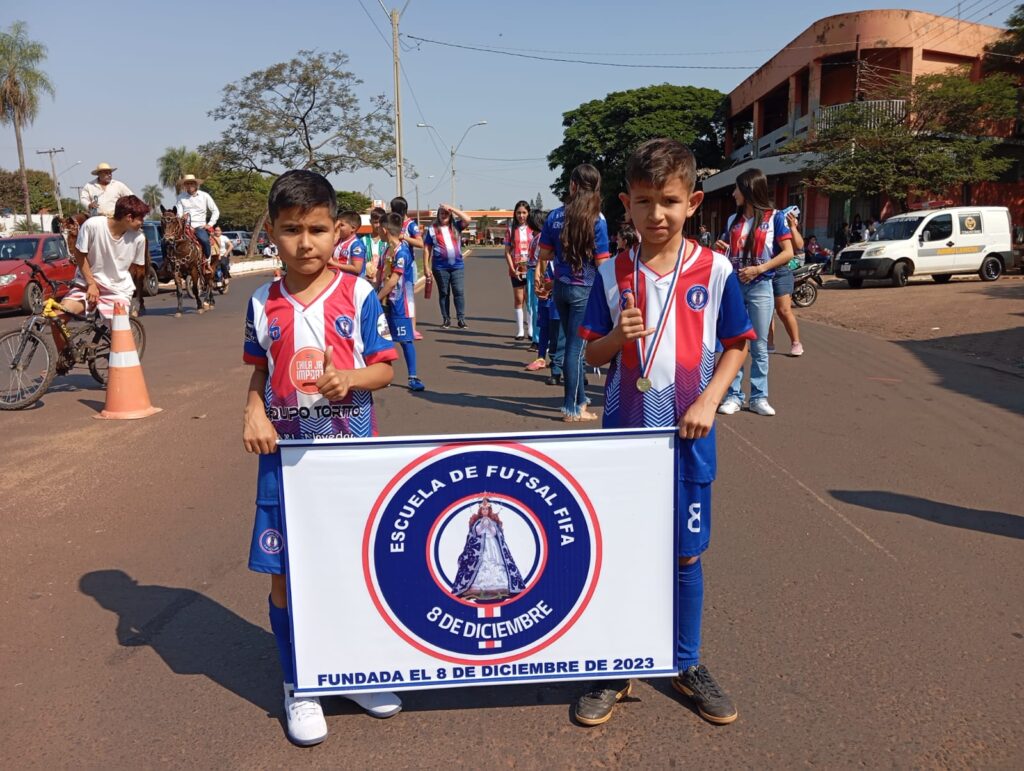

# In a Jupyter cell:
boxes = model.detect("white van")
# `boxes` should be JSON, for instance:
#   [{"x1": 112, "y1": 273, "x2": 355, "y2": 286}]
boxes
[{"x1": 835, "y1": 206, "x2": 1016, "y2": 287}]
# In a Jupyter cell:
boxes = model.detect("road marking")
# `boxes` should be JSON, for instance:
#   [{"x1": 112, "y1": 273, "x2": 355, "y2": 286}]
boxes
[
  {"x1": 866, "y1": 377, "x2": 903, "y2": 383},
  {"x1": 720, "y1": 422, "x2": 899, "y2": 562}
]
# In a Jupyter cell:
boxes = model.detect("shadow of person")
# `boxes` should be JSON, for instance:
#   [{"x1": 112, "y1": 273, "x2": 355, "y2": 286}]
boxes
[
  {"x1": 78, "y1": 569, "x2": 280, "y2": 714},
  {"x1": 830, "y1": 490, "x2": 1024, "y2": 540}
]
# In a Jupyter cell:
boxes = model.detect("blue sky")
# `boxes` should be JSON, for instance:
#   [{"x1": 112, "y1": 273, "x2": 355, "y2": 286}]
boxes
[{"x1": 1, "y1": 1, "x2": 1014, "y2": 211}]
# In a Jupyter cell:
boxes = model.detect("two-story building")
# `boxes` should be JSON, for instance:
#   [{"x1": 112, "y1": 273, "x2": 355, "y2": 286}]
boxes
[{"x1": 699, "y1": 9, "x2": 1015, "y2": 247}]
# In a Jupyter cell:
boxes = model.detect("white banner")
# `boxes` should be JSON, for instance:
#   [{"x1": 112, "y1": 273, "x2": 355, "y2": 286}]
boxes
[{"x1": 280, "y1": 428, "x2": 678, "y2": 696}]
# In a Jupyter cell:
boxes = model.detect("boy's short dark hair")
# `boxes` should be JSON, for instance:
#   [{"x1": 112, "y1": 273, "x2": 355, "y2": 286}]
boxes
[
  {"x1": 382, "y1": 212, "x2": 404, "y2": 237},
  {"x1": 527, "y1": 209, "x2": 546, "y2": 232},
  {"x1": 370, "y1": 206, "x2": 387, "y2": 223},
  {"x1": 625, "y1": 138, "x2": 697, "y2": 193},
  {"x1": 114, "y1": 195, "x2": 150, "y2": 221},
  {"x1": 268, "y1": 169, "x2": 337, "y2": 221},
  {"x1": 389, "y1": 196, "x2": 408, "y2": 217},
  {"x1": 338, "y1": 210, "x2": 361, "y2": 229}
]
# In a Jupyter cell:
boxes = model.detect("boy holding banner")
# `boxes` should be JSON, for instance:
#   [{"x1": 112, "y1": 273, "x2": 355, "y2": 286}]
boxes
[
  {"x1": 576, "y1": 138, "x2": 755, "y2": 726},
  {"x1": 242, "y1": 170, "x2": 401, "y2": 746}
]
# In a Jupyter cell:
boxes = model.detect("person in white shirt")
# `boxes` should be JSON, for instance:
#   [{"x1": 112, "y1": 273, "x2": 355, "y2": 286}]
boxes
[
  {"x1": 79, "y1": 162, "x2": 134, "y2": 217},
  {"x1": 61, "y1": 195, "x2": 150, "y2": 319},
  {"x1": 173, "y1": 173, "x2": 220, "y2": 263}
]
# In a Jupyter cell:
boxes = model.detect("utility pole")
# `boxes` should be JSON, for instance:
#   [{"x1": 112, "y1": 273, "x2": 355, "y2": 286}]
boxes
[
  {"x1": 37, "y1": 147, "x2": 65, "y2": 218},
  {"x1": 854, "y1": 34, "x2": 862, "y2": 102},
  {"x1": 381, "y1": 1, "x2": 410, "y2": 197}
]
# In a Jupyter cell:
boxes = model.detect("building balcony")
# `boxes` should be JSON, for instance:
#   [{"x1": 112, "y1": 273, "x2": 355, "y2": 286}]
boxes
[{"x1": 815, "y1": 99, "x2": 907, "y2": 132}]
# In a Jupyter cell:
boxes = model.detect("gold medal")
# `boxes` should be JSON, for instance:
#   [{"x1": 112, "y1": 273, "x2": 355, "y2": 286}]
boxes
[{"x1": 636, "y1": 377, "x2": 653, "y2": 393}]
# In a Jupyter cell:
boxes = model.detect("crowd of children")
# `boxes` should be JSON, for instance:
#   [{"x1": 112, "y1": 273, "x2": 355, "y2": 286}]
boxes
[{"x1": 241, "y1": 136, "x2": 817, "y2": 745}]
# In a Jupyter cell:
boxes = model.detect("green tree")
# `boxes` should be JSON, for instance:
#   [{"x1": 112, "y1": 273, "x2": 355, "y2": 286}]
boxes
[
  {"x1": 141, "y1": 184, "x2": 164, "y2": 213},
  {"x1": 201, "y1": 170, "x2": 272, "y2": 230},
  {"x1": 0, "y1": 167, "x2": 60, "y2": 212},
  {"x1": 0, "y1": 22, "x2": 54, "y2": 221},
  {"x1": 548, "y1": 84, "x2": 726, "y2": 225},
  {"x1": 158, "y1": 146, "x2": 219, "y2": 194},
  {"x1": 205, "y1": 50, "x2": 393, "y2": 176},
  {"x1": 533, "y1": 192, "x2": 543, "y2": 211},
  {"x1": 790, "y1": 68, "x2": 1016, "y2": 208},
  {"x1": 336, "y1": 190, "x2": 372, "y2": 212},
  {"x1": 984, "y1": 4, "x2": 1024, "y2": 64}
]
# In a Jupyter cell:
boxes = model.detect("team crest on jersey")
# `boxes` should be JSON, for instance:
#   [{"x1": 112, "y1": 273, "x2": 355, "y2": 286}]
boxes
[
  {"x1": 259, "y1": 528, "x2": 284, "y2": 554},
  {"x1": 335, "y1": 315, "x2": 355, "y2": 339},
  {"x1": 686, "y1": 285, "x2": 709, "y2": 311},
  {"x1": 289, "y1": 347, "x2": 325, "y2": 395},
  {"x1": 268, "y1": 317, "x2": 282, "y2": 341},
  {"x1": 363, "y1": 443, "x2": 601, "y2": 664}
]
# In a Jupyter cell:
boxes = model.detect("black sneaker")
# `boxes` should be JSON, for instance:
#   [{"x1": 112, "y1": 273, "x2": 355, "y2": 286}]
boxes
[
  {"x1": 574, "y1": 680, "x2": 631, "y2": 726},
  {"x1": 528, "y1": 342, "x2": 538, "y2": 352},
  {"x1": 441, "y1": 319, "x2": 451, "y2": 329},
  {"x1": 545, "y1": 374, "x2": 562, "y2": 386},
  {"x1": 672, "y1": 665, "x2": 737, "y2": 725},
  {"x1": 457, "y1": 319, "x2": 467, "y2": 329}
]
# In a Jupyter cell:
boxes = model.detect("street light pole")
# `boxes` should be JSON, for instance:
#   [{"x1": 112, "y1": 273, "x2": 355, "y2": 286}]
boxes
[
  {"x1": 417, "y1": 121, "x2": 486, "y2": 207},
  {"x1": 380, "y1": 1, "x2": 411, "y2": 197},
  {"x1": 36, "y1": 147, "x2": 65, "y2": 218}
]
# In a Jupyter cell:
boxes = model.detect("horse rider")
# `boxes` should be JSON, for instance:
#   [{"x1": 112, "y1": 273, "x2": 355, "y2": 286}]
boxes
[
  {"x1": 80, "y1": 162, "x2": 134, "y2": 217},
  {"x1": 173, "y1": 173, "x2": 220, "y2": 266}
]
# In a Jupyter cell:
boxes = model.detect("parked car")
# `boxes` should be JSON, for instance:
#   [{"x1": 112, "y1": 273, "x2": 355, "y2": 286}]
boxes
[
  {"x1": 142, "y1": 220, "x2": 167, "y2": 295},
  {"x1": 0, "y1": 234, "x2": 76, "y2": 313},
  {"x1": 221, "y1": 230, "x2": 251, "y2": 255},
  {"x1": 835, "y1": 206, "x2": 1016, "y2": 288}
]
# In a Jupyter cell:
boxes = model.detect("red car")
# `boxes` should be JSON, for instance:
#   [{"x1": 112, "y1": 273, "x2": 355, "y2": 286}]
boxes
[{"x1": 0, "y1": 234, "x2": 77, "y2": 314}]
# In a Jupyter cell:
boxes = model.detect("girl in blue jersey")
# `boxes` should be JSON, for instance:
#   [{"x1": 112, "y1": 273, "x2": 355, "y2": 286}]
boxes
[{"x1": 536, "y1": 164, "x2": 610, "y2": 421}]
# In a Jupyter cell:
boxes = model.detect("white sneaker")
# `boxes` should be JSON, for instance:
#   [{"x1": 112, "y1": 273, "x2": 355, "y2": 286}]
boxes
[
  {"x1": 749, "y1": 398, "x2": 776, "y2": 416},
  {"x1": 347, "y1": 690, "x2": 403, "y2": 718},
  {"x1": 717, "y1": 399, "x2": 742, "y2": 415},
  {"x1": 283, "y1": 683, "x2": 328, "y2": 746}
]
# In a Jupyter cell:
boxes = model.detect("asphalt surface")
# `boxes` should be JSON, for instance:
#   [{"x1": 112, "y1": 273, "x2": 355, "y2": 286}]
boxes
[{"x1": 2, "y1": 247, "x2": 1022, "y2": 768}]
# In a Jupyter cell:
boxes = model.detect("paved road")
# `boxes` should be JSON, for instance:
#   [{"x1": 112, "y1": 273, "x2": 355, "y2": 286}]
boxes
[{"x1": 2, "y1": 248, "x2": 1022, "y2": 768}]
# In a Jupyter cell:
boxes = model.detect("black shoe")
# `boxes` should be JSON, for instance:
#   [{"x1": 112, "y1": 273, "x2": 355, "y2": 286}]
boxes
[
  {"x1": 457, "y1": 319, "x2": 467, "y2": 329},
  {"x1": 574, "y1": 680, "x2": 631, "y2": 726},
  {"x1": 441, "y1": 319, "x2": 451, "y2": 329},
  {"x1": 545, "y1": 374, "x2": 562, "y2": 386},
  {"x1": 528, "y1": 342, "x2": 538, "y2": 352},
  {"x1": 672, "y1": 665, "x2": 738, "y2": 725}
]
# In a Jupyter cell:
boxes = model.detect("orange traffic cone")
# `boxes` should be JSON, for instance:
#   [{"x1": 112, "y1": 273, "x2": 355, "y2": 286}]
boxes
[{"x1": 95, "y1": 302, "x2": 161, "y2": 420}]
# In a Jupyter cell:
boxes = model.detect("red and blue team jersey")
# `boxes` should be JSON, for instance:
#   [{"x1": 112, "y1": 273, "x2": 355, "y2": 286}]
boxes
[
  {"x1": 528, "y1": 231, "x2": 542, "y2": 268},
  {"x1": 402, "y1": 217, "x2": 420, "y2": 241},
  {"x1": 539, "y1": 206, "x2": 610, "y2": 286},
  {"x1": 243, "y1": 271, "x2": 397, "y2": 440},
  {"x1": 333, "y1": 234, "x2": 367, "y2": 277},
  {"x1": 505, "y1": 223, "x2": 533, "y2": 266},
  {"x1": 424, "y1": 221, "x2": 465, "y2": 269},
  {"x1": 724, "y1": 209, "x2": 791, "y2": 283},
  {"x1": 384, "y1": 241, "x2": 415, "y2": 318},
  {"x1": 580, "y1": 243, "x2": 755, "y2": 482}
]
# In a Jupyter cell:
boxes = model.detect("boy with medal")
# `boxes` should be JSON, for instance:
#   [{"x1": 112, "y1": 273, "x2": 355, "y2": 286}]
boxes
[{"x1": 575, "y1": 138, "x2": 755, "y2": 726}]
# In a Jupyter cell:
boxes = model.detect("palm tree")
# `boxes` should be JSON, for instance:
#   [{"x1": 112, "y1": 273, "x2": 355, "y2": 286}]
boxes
[
  {"x1": 158, "y1": 146, "x2": 218, "y2": 194},
  {"x1": 141, "y1": 184, "x2": 163, "y2": 213},
  {"x1": 0, "y1": 22, "x2": 54, "y2": 225}
]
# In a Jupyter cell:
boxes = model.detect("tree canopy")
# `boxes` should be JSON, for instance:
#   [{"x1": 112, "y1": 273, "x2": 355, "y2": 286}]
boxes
[
  {"x1": 204, "y1": 50, "x2": 393, "y2": 177},
  {"x1": 547, "y1": 84, "x2": 726, "y2": 227},
  {"x1": 0, "y1": 167, "x2": 59, "y2": 212},
  {"x1": 789, "y1": 68, "x2": 1017, "y2": 207}
]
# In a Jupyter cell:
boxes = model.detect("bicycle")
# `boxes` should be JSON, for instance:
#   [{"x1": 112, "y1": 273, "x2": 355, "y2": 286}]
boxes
[{"x1": 0, "y1": 263, "x2": 146, "y2": 410}]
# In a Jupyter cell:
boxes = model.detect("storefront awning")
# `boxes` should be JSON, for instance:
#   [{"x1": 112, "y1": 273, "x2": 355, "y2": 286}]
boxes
[{"x1": 701, "y1": 152, "x2": 817, "y2": 193}]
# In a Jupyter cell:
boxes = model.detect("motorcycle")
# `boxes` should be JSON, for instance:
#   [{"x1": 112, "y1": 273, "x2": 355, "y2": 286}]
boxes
[{"x1": 791, "y1": 262, "x2": 825, "y2": 308}]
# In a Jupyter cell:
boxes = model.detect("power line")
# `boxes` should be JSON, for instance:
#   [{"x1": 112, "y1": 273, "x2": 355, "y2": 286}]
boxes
[
  {"x1": 404, "y1": 35, "x2": 756, "y2": 70},
  {"x1": 457, "y1": 153, "x2": 548, "y2": 162}
]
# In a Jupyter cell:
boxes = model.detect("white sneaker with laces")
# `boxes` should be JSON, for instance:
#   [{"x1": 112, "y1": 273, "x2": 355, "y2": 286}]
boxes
[
  {"x1": 283, "y1": 683, "x2": 328, "y2": 746},
  {"x1": 749, "y1": 398, "x2": 776, "y2": 416},
  {"x1": 347, "y1": 690, "x2": 403, "y2": 718},
  {"x1": 717, "y1": 399, "x2": 742, "y2": 415}
]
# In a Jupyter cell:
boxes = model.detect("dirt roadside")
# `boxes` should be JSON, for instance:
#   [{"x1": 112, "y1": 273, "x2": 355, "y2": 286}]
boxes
[{"x1": 795, "y1": 274, "x2": 1024, "y2": 372}]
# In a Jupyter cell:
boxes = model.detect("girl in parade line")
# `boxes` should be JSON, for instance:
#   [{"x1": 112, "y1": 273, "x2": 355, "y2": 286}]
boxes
[
  {"x1": 767, "y1": 208, "x2": 804, "y2": 357},
  {"x1": 536, "y1": 164, "x2": 610, "y2": 421},
  {"x1": 361, "y1": 207, "x2": 388, "y2": 284},
  {"x1": 504, "y1": 200, "x2": 533, "y2": 341},
  {"x1": 424, "y1": 203, "x2": 472, "y2": 329},
  {"x1": 524, "y1": 209, "x2": 550, "y2": 371},
  {"x1": 713, "y1": 168, "x2": 794, "y2": 417}
]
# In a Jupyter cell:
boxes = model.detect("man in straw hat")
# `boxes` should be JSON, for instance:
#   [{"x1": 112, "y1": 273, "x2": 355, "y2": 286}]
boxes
[
  {"x1": 80, "y1": 162, "x2": 134, "y2": 217},
  {"x1": 174, "y1": 173, "x2": 220, "y2": 263}
]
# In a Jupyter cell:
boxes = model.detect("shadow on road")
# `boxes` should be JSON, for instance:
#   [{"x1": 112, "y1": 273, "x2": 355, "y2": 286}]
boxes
[
  {"x1": 78, "y1": 569, "x2": 280, "y2": 714},
  {"x1": 831, "y1": 490, "x2": 1024, "y2": 540}
]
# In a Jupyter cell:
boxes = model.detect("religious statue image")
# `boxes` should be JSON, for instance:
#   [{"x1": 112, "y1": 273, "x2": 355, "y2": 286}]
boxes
[{"x1": 450, "y1": 497, "x2": 526, "y2": 600}]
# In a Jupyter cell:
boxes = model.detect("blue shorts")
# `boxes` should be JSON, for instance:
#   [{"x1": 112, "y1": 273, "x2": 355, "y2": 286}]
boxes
[
  {"x1": 677, "y1": 480, "x2": 712, "y2": 558},
  {"x1": 772, "y1": 267, "x2": 794, "y2": 297},
  {"x1": 249, "y1": 451, "x2": 286, "y2": 575},
  {"x1": 386, "y1": 312, "x2": 414, "y2": 343}
]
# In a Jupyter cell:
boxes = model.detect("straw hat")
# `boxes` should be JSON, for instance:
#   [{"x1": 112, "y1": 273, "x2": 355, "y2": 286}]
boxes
[
  {"x1": 91, "y1": 162, "x2": 116, "y2": 176},
  {"x1": 179, "y1": 174, "x2": 203, "y2": 186}
]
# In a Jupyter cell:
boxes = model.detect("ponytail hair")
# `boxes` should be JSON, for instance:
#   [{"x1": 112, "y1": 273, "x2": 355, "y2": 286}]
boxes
[
  {"x1": 560, "y1": 164, "x2": 602, "y2": 275},
  {"x1": 732, "y1": 168, "x2": 773, "y2": 264}
]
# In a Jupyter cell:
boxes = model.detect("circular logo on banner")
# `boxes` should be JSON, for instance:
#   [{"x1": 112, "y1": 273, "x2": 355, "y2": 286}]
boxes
[
  {"x1": 363, "y1": 443, "x2": 601, "y2": 665},
  {"x1": 259, "y1": 528, "x2": 284, "y2": 554},
  {"x1": 289, "y1": 347, "x2": 324, "y2": 395},
  {"x1": 686, "y1": 284, "x2": 709, "y2": 311}
]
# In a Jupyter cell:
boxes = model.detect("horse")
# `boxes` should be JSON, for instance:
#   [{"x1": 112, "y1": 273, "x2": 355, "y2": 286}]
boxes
[
  {"x1": 159, "y1": 206, "x2": 215, "y2": 316},
  {"x1": 60, "y1": 213, "x2": 153, "y2": 317}
]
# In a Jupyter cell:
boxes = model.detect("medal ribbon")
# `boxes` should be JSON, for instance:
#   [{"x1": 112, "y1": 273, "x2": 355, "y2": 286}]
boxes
[{"x1": 631, "y1": 240, "x2": 694, "y2": 382}]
